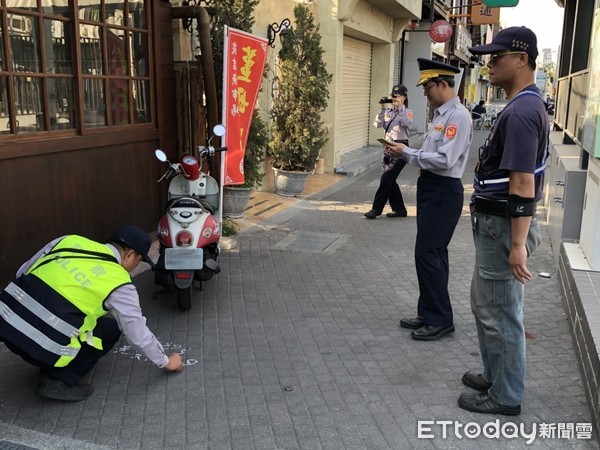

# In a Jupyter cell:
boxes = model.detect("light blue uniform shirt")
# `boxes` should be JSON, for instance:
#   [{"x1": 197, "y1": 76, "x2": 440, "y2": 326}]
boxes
[
  {"x1": 373, "y1": 105, "x2": 413, "y2": 142},
  {"x1": 402, "y1": 96, "x2": 473, "y2": 178}
]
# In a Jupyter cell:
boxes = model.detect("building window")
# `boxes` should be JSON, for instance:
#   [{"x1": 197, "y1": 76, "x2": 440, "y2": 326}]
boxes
[{"x1": 0, "y1": 0, "x2": 151, "y2": 136}]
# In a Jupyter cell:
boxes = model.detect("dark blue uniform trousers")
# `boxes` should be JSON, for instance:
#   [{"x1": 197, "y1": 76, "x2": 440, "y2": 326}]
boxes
[
  {"x1": 371, "y1": 139, "x2": 410, "y2": 214},
  {"x1": 371, "y1": 158, "x2": 407, "y2": 214},
  {"x1": 2, "y1": 316, "x2": 121, "y2": 386},
  {"x1": 415, "y1": 172, "x2": 464, "y2": 327}
]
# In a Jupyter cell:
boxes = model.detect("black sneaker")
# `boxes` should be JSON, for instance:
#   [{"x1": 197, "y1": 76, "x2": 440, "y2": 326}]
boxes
[
  {"x1": 364, "y1": 209, "x2": 382, "y2": 219},
  {"x1": 462, "y1": 372, "x2": 492, "y2": 392},
  {"x1": 36, "y1": 373, "x2": 94, "y2": 402},
  {"x1": 458, "y1": 392, "x2": 521, "y2": 416}
]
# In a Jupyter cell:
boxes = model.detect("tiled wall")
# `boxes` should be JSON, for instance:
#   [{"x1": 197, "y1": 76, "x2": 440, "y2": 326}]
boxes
[{"x1": 558, "y1": 243, "x2": 600, "y2": 436}]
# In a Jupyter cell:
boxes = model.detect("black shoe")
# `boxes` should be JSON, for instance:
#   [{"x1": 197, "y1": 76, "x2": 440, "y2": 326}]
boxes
[
  {"x1": 399, "y1": 316, "x2": 425, "y2": 330},
  {"x1": 364, "y1": 209, "x2": 381, "y2": 219},
  {"x1": 36, "y1": 373, "x2": 94, "y2": 402},
  {"x1": 462, "y1": 371, "x2": 492, "y2": 392},
  {"x1": 386, "y1": 210, "x2": 407, "y2": 218},
  {"x1": 411, "y1": 324, "x2": 455, "y2": 341},
  {"x1": 458, "y1": 392, "x2": 521, "y2": 416}
]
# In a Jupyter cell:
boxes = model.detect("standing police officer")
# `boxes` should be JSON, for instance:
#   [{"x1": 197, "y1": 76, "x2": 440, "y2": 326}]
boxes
[
  {"x1": 383, "y1": 59, "x2": 473, "y2": 341},
  {"x1": 0, "y1": 225, "x2": 184, "y2": 401},
  {"x1": 365, "y1": 84, "x2": 414, "y2": 219},
  {"x1": 459, "y1": 27, "x2": 547, "y2": 416}
]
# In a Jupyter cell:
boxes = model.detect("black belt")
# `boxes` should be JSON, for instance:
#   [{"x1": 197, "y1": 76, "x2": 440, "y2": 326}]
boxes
[
  {"x1": 394, "y1": 139, "x2": 409, "y2": 144},
  {"x1": 419, "y1": 170, "x2": 456, "y2": 180},
  {"x1": 475, "y1": 197, "x2": 508, "y2": 217}
]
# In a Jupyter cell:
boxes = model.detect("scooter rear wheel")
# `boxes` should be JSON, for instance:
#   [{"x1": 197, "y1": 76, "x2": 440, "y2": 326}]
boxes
[{"x1": 177, "y1": 285, "x2": 192, "y2": 310}]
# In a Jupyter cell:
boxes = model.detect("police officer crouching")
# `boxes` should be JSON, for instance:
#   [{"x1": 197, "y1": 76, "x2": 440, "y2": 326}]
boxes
[
  {"x1": 0, "y1": 225, "x2": 184, "y2": 401},
  {"x1": 383, "y1": 59, "x2": 473, "y2": 341}
]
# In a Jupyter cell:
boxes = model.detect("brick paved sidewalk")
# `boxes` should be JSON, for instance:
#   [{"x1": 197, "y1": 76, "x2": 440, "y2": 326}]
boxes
[{"x1": 0, "y1": 131, "x2": 597, "y2": 449}]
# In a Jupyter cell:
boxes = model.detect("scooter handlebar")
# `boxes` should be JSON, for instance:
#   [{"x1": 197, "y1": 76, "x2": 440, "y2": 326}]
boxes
[
  {"x1": 198, "y1": 145, "x2": 227, "y2": 158},
  {"x1": 157, "y1": 166, "x2": 177, "y2": 183}
]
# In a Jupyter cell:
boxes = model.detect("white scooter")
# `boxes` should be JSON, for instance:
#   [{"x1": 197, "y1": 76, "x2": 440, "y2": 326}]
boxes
[{"x1": 154, "y1": 124, "x2": 226, "y2": 310}]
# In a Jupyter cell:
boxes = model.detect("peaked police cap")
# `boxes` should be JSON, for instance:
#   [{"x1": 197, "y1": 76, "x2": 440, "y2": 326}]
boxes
[{"x1": 416, "y1": 58, "x2": 460, "y2": 86}]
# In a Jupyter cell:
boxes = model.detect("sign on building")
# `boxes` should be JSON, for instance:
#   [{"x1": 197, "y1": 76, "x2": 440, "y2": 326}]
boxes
[
  {"x1": 471, "y1": 6, "x2": 500, "y2": 25},
  {"x1": 536, "y1": 71, "x2": 547, "y2": 95},
  {"x1": 483, "y1": 0, "x2": 519, "y2": 6}
]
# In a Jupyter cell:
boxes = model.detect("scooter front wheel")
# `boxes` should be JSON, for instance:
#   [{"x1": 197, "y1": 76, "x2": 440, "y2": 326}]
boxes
[{"x1": 177, "y1": 285, "x2": 192, "y2": 310}]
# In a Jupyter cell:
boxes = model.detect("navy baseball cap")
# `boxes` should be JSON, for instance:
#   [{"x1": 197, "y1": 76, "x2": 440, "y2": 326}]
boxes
[
  {"x1": 111, "y1": 225, "x2": 155, "y2": 268},
  {"x1": 469, "y1": 26, "x2": 538, "y2": 61},
  {"x1": 391, "y1": 84, "x2": 408, "y2": 97}
]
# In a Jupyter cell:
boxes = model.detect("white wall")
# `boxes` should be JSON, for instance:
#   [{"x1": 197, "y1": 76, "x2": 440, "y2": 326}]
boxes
[{"x1": 402, "y1": 31, "x2": 433, "y2": 133}]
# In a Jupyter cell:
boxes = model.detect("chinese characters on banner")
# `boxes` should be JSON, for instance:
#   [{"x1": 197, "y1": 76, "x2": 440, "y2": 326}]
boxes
[{"x1": 222, "y1": 27, "x2": 268, "y2": 185}]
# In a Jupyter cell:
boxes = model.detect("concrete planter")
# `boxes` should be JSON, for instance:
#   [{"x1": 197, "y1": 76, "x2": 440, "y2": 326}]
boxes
[
  {"x1": 272, "y1": 168, "x2": 310, "y2": 197},
  {"x1": 222, "y1": 186, "x2": 254, "y2": 218}
]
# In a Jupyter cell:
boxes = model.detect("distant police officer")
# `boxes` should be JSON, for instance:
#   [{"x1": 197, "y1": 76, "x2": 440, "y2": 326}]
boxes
[
  {"x1": 365, "y1": 84, "x2": 414, "y2": 219},
  {"x1": 0, "y1": 225, "x2": 184, "y2": 401},
  {"x1": 458, "y1": 27, "x2": 547, "y2": 416},
  {"x1": 383, "y1": 59, "x2": 473, "y2": 341}
]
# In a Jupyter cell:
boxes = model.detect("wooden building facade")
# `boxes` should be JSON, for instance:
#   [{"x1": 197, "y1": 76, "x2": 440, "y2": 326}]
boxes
[{"x1": 0, "y1": 0, "x2": 180, "y2": 284}]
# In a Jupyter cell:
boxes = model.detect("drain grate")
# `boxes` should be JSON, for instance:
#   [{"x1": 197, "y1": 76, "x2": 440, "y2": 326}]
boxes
[
  {"x1": 272, "y1": 231, "x2": 349, "y2": 254},
  {"x1": 0, "y1": 442, "x2": 38, "y2": 450}
]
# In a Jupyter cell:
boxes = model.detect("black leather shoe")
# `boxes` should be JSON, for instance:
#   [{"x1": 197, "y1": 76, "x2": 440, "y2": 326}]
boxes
[
  {"x1": 386, "y1": 210, "x2": 407, "y2": 218},
  {"x1": 462, "y1": 371, "x2": 492, "y2": 392},
  {"x1": 364, "y1": 209, "x2": 381, "y2": 219},
  {"x1": 36, "y1": 373, "x2": 94, "y2": 402},
  {"x1": 458, "y1": 392, "x2": 521, "y2": 416},
  {"x1": 411, "y1": 324, "x2": 455, "y2": 341},
  {"x1": 399, "y1": 316, "x2": 425, "y2": 330}
]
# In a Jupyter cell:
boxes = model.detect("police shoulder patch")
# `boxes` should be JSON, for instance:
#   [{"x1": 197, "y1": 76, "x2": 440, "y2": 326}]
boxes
[{"x1": 445, "y1": 124, "x2": 458, "y2": 139}]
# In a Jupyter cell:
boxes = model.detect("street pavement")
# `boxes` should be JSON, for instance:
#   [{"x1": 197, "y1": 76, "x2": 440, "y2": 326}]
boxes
[{"x1": 0, "y1": 129, "x2": 597, "y2": 449}]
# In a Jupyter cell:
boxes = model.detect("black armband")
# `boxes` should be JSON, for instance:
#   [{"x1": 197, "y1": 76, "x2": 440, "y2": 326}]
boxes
[{"x1": 508, "y1": 194, "x2": 535, "y2": 217}]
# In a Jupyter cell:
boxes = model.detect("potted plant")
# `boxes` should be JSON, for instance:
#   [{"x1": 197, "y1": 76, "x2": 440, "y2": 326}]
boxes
[
  {"x1": 223, "y1": 110, "x2": 268, "y2": 217},
  {"x1": 268, "y1": 4, "x2": 332, "y2": 197}
]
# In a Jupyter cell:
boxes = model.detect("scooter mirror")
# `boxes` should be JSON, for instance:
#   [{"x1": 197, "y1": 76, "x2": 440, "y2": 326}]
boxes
[
  {"x1": 213, "y1": 124, "x2": 226, "y2": 137},
  {"x1": 155, "y1": 149, "x2": 168, "y2": 162}
]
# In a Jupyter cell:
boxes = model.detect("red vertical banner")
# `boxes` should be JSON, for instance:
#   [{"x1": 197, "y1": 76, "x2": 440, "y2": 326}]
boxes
[{"x1": 222, "y1": 27, "x2": 268, "y2": 185}]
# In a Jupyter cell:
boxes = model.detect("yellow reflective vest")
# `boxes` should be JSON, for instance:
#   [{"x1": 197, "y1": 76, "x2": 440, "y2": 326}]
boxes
[{"x1": 0, "y1": 235, "x2": 131, "y2": 367}]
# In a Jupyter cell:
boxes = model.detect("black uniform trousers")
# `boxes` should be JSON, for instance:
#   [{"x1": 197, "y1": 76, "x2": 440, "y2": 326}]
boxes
[
  {"x1": 371, "y1": 140, "x2": 409, "y2": 214},
  {"x1": 1, "y1": 316, "x2": 122, "y2": 386},
  {"x1": 415, "y1": 171, "x2": 463, "y2": 327}
]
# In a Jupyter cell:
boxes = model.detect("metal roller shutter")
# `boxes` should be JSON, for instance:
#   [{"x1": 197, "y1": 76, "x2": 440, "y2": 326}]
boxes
[
  {"x1": 340, "y1": 36, "x2": 372, "y2": 153},
  {"x1": 394, "y1": 41, "x2": 401, "y2": 83}
]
